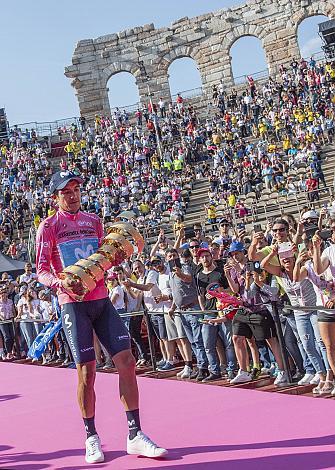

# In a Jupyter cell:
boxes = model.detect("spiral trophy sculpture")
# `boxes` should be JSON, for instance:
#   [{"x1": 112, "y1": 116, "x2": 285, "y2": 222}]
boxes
[{"x1": 58, "y1": 222, "x2": 144, "y2": 301}]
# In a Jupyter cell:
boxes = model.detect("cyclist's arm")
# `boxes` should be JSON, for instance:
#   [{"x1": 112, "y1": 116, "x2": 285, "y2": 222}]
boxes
[{"x1": 36, "y1": 223, "x2": 62, "y2": 289}]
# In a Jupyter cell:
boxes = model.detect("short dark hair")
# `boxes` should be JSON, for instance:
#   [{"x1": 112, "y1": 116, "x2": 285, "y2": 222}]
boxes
[
  {"x1": 273, "y1": 218, "x2": 289, "y2": 229},
  {"x1": 165, "y1": 248, "x2": 178, "y2": 255},
  {"x1": 181, "y1": 249, "x2": 192, "y2": 258},
  {"x1": 132, "y1": 259, "x2": 144, "y2": 267},
  {"x1": 113, "y1": 266, "x2": 124, "y2": 273}
]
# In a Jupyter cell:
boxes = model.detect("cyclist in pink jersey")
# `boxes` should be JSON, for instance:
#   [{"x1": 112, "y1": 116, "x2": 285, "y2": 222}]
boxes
[{"x1": 36, "y1": 171, "x2": 167, "y2": 464}]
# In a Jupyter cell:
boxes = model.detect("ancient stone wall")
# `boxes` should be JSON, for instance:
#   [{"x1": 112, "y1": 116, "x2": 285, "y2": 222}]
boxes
[{"x1": 65, "y1": 0, "x2": 335, "y2": 121}]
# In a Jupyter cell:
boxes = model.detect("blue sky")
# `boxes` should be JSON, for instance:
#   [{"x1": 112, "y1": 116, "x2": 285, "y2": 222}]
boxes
[{"x1": 0, "y1": 1, "x2": 327, "y2": 125}]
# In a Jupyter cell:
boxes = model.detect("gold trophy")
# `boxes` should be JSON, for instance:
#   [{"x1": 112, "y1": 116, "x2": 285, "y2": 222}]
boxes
[{"x1": 58, "y1": 222, "x2": 144, "y2": 301}]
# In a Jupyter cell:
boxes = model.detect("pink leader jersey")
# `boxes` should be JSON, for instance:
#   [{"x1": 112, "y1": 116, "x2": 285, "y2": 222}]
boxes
[{"x1": 35, "y1": 209, "x2": 108, "y2": 305}]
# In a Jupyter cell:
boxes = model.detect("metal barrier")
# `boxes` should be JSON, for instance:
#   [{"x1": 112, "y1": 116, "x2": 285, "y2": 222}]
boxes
[
  {"x1": 234, "y1": 68, "x2": 269, "y2": 86},
  {"x1": 271, "y1": 302, "x2": 293, "y2": 383},
  {"x1": 9, "y1": 117, "x2": 81, "y2": 139},
  {"x1": 284, "y1": 304, "x2": 335, "y2": 313},
  {"x1": 1, "y1": 303, "x2": 295, "y2": 379}
]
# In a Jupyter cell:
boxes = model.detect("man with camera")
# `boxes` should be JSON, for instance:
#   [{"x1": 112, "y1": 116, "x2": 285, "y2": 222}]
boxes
[
  {"x1": 249, "y1": 218, "x2": 290, "y2": 265},
  {"x1": 249, "y1": 220, "x2": 314, "y2": 380},
  {"x1": 225, "y1": 241, "x2": 288, "y2": 384},
  {"x1": 166, "y1": 248, "x2": 208, "y2": 380},
  {"x1": 195, "y1": 248, "x2": 236, "y2": 382},
  {"x1": 150, "y1": 229, "x2": 173, "y2": 258},
  {"x1": 295, "y1": 210, "x2": 332, "y2": 246},
  {"x1": 212, "y1": 218, "x2": 232, "y2": 246}
]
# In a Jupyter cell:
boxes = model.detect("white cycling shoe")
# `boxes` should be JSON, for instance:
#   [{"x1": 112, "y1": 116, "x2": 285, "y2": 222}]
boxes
[
  {"x1": 85, "y1": 434, "x2": 104, "y2": 464},
  {"x1": 127, "y1": 431, "x2": 168, "y2": 458}
]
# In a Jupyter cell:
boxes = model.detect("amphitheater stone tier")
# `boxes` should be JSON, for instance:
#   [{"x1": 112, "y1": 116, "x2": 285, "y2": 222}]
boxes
[{"x1": 65, "y1": 0, "x2": 335, "y2": 121}]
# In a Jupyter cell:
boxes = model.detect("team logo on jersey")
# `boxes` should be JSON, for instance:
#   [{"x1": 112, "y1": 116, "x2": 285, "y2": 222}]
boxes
[{"x1": 58, "y1": 238, "x2": 98, "y2": 268}]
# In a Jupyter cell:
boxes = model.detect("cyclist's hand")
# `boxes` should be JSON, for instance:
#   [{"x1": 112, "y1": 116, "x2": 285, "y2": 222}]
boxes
[{"x1": 61, "y1": 277, "x2": 86, "y2": 296}]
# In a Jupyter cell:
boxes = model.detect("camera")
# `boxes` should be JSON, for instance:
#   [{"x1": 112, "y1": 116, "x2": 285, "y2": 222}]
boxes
[
  {"x1": 304, "y1": 224, "x2": 318, "y2": 240},
  {"x1": 278, "y1": 242, "x2": 294, "y2": 259},
  {"x1": 304, "y1": 224, "x2": 332, "y2": 241},
  {"x1": 184, "y1": 227, "x2": 195, "y2": 240},
  {"x1": 246, "y1": 261, "x2": 262, "y2": 273},
  {"x1": 168, "y1": 258, "x2": 182, "y2": 271},
  {"x1": 320, "y1": 229, "x2": 332, "y2": 240}
]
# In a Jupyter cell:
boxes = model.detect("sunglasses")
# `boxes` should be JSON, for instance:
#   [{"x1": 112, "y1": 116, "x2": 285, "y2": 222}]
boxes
[
  {"x1": 209, "y1": 283, "x2": 220, "y2": 290},
  {"x1": 190, "y1": 245, "x2": 200, "y2": 249},
  {"x1": 272, "y1": 227, "x2": 286, "y2": 233}
]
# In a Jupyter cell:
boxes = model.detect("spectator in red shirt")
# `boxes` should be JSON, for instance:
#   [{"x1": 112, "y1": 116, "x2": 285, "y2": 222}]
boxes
[{"x1": 306, "y1": 173, "x2": 319, "y2": 202}]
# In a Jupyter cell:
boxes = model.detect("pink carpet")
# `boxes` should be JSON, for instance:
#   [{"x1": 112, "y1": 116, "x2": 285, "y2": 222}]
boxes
[{"x1": 1, "y1": 363, "x2": 335, "y2": 470}]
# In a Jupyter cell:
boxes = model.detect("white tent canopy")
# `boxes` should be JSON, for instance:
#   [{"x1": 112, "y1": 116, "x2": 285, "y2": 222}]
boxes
[{"x1": 0, "y1": 253, "x2": 30, "y2": 276}]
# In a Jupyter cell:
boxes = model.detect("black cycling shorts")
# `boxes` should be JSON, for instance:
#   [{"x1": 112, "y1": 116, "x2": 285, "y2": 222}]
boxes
[
  {"x1": 61, "y1": 297, "x2": 131, "y2": 364},
  {"x1": 232, "y1": 310, "x2": 277, "y2": 341}
]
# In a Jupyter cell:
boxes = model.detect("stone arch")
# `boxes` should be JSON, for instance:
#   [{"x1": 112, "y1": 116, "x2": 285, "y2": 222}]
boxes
[
  {"x1": 219, "y1": 23, "x2": 272, "y2": 87},
  {"x1": 230, "y1": 36, "x2": 268, "y2": 83},
  {"x1": 101, "y1": 62, "x2": 142, "y2": 89},
  {"x1": 106, "y1": 71, "x2": 140, "y2": 110},
  {"x1": 222, "y1": 23, "x2": 271, "y2": 54},
  {"x1": 67, "y1": 0, "x2": 335, "y2": 121},
  {"x1": 157, "y1": 44, "x2": 203, "y2": 75},
  {"x1": 167, "y1": 56, "x2": 203, "y2": 97},
  {"x1": 291, "y1": 1, "x2": 335, "y2": 31},
  {"x1": 296, "y1": 14, "x2": 329, "y2": 58}
]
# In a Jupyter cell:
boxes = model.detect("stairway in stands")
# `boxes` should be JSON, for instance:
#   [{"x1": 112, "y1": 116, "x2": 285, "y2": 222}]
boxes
[
  {"x1": 180, "y1": 143, "x2": 335, "y2": 235},
  {"x1": 145, "y1": 143, "x2": 335, "y2": 247}
]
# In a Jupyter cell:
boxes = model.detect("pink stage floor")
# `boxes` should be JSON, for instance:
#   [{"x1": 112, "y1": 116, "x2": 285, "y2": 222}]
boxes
[{"x1": 2, "y1": 363, "x2": 335, "y2": 470}]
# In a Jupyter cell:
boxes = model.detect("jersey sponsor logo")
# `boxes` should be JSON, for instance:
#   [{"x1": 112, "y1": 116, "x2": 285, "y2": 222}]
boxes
[
  {"x1": 80, "y1": 346, "x2": 94, "y2": 353},
  {"x1": 75, "y1": 244, "x2": 95, "y2": 260},
  {"x1": 67, "y1": 329, "x2": 77, "y2": 359},
  {"x1": 117, "y1": 334, "x2": 130, "y2": 341},
  {"x1": 78, "y1": 220, "x2": 93, "y2": 227},
  {"x1": 63, "y1": 313, "x2": 72, "y2": 329},
  {"x1": 58, "y1": 228, "x2": 96, "y2": 239},
  {"x1": 36, "y1": 241, "x2": 50, "y2": 248}
]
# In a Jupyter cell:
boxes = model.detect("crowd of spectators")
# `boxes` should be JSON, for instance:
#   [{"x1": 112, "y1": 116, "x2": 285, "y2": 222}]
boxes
[
  {"x1": 203, "y1": 56, "x2": 335, "y2": 227},
  {"x1": 2, "y1": 56, "x2": 335, "y2": 394}
]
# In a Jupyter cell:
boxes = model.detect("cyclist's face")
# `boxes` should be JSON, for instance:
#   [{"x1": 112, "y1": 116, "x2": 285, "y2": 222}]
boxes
[{"x1": 56, "y1": 181, "x2": 81, "y2": 213}]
